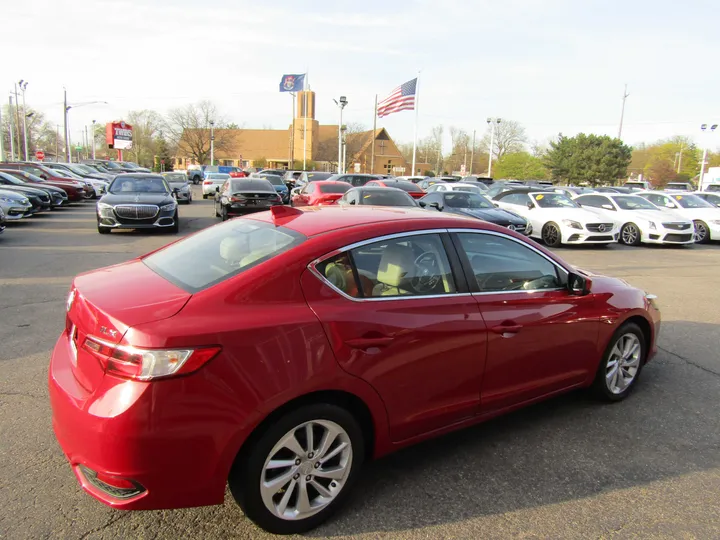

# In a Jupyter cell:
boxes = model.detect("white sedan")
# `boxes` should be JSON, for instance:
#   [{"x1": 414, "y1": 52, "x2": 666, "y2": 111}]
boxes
[
  {"x1": 426, "y1": 182, "x2": 486, "y2": 195},
  {"x1": 202, "y1": 173, "x2": 231, "y2": 199},
  {"x1": 493, "y1": 190, "x2": 618, "y2": 247},
  {"x1": 637, "y1": 191, "x2": 720, "y2": 244},
  {"x1": 574, "y1": 193, "x2": 694, "y2": 245}
]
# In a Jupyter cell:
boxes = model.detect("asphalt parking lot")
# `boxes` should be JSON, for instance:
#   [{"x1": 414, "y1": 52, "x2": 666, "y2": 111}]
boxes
[{"x1": 1, "y1": 187, "x2": 719, "y2": 539}]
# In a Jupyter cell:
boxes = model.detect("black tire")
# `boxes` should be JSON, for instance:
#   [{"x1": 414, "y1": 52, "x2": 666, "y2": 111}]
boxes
[
  {"x1": 620, "y1": 222, "x2": 642, "y2": 246},
  {"x1": 169, "y1": 212, "x2": 179, "y2": 233},
  {"x1": 229, "y1": 403, "x2": 365, "y2": 535},
  {"x1": 693, "y1": 220, "x2": 710, "y2": 244},
  {"x1": 214, "y1": 200, "x2": 220, "y2": 217},
  {"x1": 542, "y1": 222, "x2": 562, "y2": 247},
  {"x1": 97, "y1": 225, "x2": 111, "y2": 234},
  {"x1": 203, "y1": 193, "x2": 208, "y2": 200},
  {"x1": 592, "y1": 322, "x2": 646, "y2": 402},
  {"x1": 221, "y1": 205, "x2": 228, "y2": 221}
]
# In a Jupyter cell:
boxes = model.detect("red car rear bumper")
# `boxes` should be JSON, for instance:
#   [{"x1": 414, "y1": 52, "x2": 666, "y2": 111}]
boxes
[{"x1": 48, "y1": 331, "x2": 238, "y2": 510}]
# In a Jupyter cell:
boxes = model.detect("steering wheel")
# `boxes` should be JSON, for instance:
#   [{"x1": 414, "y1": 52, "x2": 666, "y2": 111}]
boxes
[{"x1": 411, "y1": 251, "x2": 441, "y2": 294}]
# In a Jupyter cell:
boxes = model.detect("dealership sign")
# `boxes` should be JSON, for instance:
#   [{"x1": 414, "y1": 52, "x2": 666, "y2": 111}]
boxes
[{"x1": 105, "y1": 121, "x2": 133, "y2": 150}]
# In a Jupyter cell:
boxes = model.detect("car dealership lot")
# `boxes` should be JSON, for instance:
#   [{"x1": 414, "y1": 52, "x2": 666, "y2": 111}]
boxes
[{"x1": 1, "y1": 190, "x2": 719, "y2": 539}]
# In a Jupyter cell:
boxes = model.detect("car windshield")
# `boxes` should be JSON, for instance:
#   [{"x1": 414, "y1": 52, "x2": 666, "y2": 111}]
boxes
[
  {"x1": 451, "y1": 185, "x2": 482, "y2": 194},
  {"x1": 70, "y1": 164, "x2": 98, "y2": 175},
  {"x1": 101, "y1": 161, "x2": 124, "y2": 170},
  {"x1": 666, "y1": 183, "x2": 690, "y2": 190},
  {"x1": 613, "y1": 195, "x2": 658, "y2": 210},
  {"x1": 444, "y1": 192, "x2": 494, "y2": 209},
  {"x1": 163, "y1": 173, "x2": 187, "y2": 184},
  {"x1": 360, "y1": 190, "x2": 415, "y2": 206},
  {"x1": 122, "y1": 162, "x2": 142, "y2": 169},
  {"x1": 387, "y1": 181, "x2": 422, "y2": 193},
  {"x1": 143, "y1": 219, "x2": 305, "y2": 293},
  {"x1": 109, "y1": 176, "x2": 169, "y2": 194},
  {"x1": 207, "y1": 173, "x2": 231, "y2": 180},
  {"x1": 532, "y1": 193, "x2": 578, "y2": 208},
  {"x1": 0, "y1": 172, "x2": 23, "y2": 185},
  {"x1": 262, "y1": 175, "x2": 284, "y2": 186},
  {"x1": 671, "y1": 194, "x2": 713, "y2": 209},
  {"x1": 50, "y1": 167, "x2": 83, "y2": 179},
  {"x1": 319, "y1": 183, "x2": 351, "y2": 194},
  {"x1": 308, "y1": 172, "x2": 333, "y2": 181}
]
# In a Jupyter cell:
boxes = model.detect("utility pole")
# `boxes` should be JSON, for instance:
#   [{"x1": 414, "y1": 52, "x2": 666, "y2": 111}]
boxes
[
  {"x1": 677, "y1": 143, "x2": 684, "y2": 174},
  {"x1": 63, "y1": 88, "x2": 70, "y2": 163},
  {"x1": 0, "y1": 99, "x2": 4, "y2": 162},
  {"x1": 84, "y1": 125, "x2": 89, "y2": 160},
  {"x1": 469, "y1": 129, "x2": 476, "y2": 175},
  {"x1": 698, "y1": 124, "x2": 718, "y2": 191},
  {"x1": 209, "y1": 121, "x2": 215, "y2": 166},
  {"x1": 487, "y1": 117, "x2": 501, "y2": 177},
  {"x1": 618, "y1": 84, "x2": 629, "y2": 140},
  {"x1": 91, "y1": 120, "x2": 96, "y2": 159},
  {"x1": 19, "y1": 81, "x2": 29, "y2": 161},
  {"x1": 334, "y1": 96, "x2": 348, "y2": 174},
  {"x1": 14, "y1": 84, "x2": 22, "y2": 160},
  {"x1": 8, "y1": 96, "x2": 16, "y2": 161},
  {"x1": 56, "y1": 125, "x2": 60, "y2": 162}
]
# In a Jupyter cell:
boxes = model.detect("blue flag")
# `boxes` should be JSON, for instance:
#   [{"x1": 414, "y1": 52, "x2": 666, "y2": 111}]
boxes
[{"x1": 279, "y1": 74, "x2": 305, "y2": 93}]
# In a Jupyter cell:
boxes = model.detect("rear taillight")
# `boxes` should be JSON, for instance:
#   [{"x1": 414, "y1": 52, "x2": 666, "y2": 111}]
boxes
[
  {"x1": 230, "y1": 196, "x2": 244, "y2": 202},
  {"x1": 82, "y1": 336, "x2": 221, "y2": 380},
  {"x1": 203, "y1": 180, "x2": 212, "y2": 185}
]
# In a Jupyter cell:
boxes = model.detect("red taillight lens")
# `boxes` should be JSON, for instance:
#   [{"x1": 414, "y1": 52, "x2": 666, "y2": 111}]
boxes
[
  {"x1": 230, "y1": 196, "x2": 243, "y2": 202},
  {"x1": 82, "y1": 337, "x2": 221, "y2": 381},
  {"x1": 203, "y1": 180, "x2": 212, "y2": 185}
]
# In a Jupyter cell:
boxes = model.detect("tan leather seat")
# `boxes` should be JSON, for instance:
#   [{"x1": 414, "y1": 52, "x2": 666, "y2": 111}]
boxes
[{"x1": 372, "y1": 243, "x2": 415, "y2": 296}]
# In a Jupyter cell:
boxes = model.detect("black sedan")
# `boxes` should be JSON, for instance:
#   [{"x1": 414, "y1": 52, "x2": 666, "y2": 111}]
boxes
[
  {"x1": 0, "y1": 170, "x2": 68, "y2": 207},
  {"x1": 0, "y1": 172, "x2": 54, "y2": 211},
  {"x1": 162, "y1": 172, "x2": 193, "y2": 204},
  {"x1": 214, "y1": 178, "x2": 283, "y2": 220},
  {"x1": 419, "y1": 191, "x2": 531, "y2": 235},
  {"x1": 96, "y1": 174, "x2": 179, "y2": 234}
]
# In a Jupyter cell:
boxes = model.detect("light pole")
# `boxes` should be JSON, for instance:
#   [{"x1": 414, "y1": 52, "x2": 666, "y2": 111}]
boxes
[
  {"x1": 8, "y1": 96, "x2": 16, "y2": 161},
  {"x1": 698, "y1": 123, "x2": 718, "y2": 191},
  {"x1": 63, "y1": 89, "x2": 108, "y2": 162},
  {"x1": 469, "y1": 129, "x2": 476, "y2": 175},
  {"x1": 19, "y1": 80, "x2": 29, "y2": 161},
  {"x1": 210, "y1": 121, "x2": 215, "y2": 166},
  {"x1": 91, "y1": 120, "x2": 96, "y2": 159},
  {"x1": 334, "y1": 96, "x2": 348, "y2": 174},
  {"x1": 0, "y1": 97, "x2": 4, "y2": 162},
  {"x1": 486, "y1": 117, "x2": 501, "y2": 177}
]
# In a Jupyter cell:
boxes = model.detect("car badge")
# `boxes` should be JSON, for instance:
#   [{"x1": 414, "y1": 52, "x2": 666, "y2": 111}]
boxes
[
  {"x1": 507, "y1": 224, "x2": 516, "y2": 231},
  {"x1": 66, "y1": 289, "x2": 76, "y2": 312},
  {"x1": 598, "y1": 224, "x2": 606, "y2": 232},
  {"x1": 100, "y1": 326, "x2": 118, "y2": 338},
  {"x1": 134, "y1": 195, "x2": 140, "y2": 203}
]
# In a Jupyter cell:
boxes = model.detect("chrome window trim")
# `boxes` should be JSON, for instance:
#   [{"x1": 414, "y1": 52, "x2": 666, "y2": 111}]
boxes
[
  {"x1": 308, "y1": 229, "x2": 472, "y2": 303},
  {"x1": 448, "y1": 228, "x2": 572, "y2": 293}
]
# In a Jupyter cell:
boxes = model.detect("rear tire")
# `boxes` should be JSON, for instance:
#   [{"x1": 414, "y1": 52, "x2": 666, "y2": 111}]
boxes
[
  {"x1": 542, "y1": 222, "x2": 562, "y2": 247},
  {"x1": 592, "y1": 322, "x2": 646, "y2": 402},
  {"x1": 229, "y1": 403, "x2": 365, "y2": 535}
]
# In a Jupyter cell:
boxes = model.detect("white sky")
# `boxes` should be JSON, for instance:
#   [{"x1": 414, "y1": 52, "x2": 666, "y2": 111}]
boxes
[{"x1": 3, "y1": 0, "x2": 719, "y2": 152}]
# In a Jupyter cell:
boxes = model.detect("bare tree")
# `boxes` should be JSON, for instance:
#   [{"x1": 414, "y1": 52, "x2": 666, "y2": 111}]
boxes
[
  {"x1": 482, "y1": 120, "x2": 527, "y2": 159},
  {"x1": 166, "y1": 101, "x2": 233, "y2": 165},
  {"x1": 124, "y1": 110, "x2": 164, "y2": 167}
]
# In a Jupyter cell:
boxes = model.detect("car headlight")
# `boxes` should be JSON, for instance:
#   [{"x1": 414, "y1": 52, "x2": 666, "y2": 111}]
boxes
[
  {"x1": 525, "y1": 221, "x2": 533, "y2": 235},
  {"x1": 160, "y1": 202, "x2": 177, "y2": 211},
  {"x1": 648, "y1": 221, "x2": 657, "y2": 230},
  {"x1": 562, "y1": 219, "x2": 583, "y2": 230},
  {"x1": 97, "y1": 202, "x2": 114, "y2": 217},
  {"x1": 21, "y1": 198, "x2": 30, "y2": 205}
]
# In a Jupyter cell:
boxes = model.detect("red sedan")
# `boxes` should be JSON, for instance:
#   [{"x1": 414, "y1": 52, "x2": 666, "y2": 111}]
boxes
[
  {"x1": 0, "y1": 163, "x2": 92, "y2": 201},
  {"x1": 291, "y1": 180, "x2": 351, "y2": 207},
  {"x1": 366, "y1": 179, "x2": 425, "y2": 199},
  {"x1": 49, "y1": 206, "x2": 660, "y2": 534}
]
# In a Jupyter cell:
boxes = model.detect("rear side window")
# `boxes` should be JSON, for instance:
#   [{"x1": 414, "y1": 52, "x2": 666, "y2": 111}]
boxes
[
  {"x1": 319, "y1": 183, "x2": 351, "y2": 194},
  {"x1": 144, "y1": 220, "x2": 305, "y2": 292}
]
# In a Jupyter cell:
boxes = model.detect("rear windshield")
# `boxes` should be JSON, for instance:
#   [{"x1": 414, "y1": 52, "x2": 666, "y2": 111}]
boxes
[
  {"x1": 707, "y1": 184, "x2": 720, "y2": 192},
  {"x1": 319, "y1": 183, "x2": 351, "y2": 194},
  {"x1": 144, "y1": 220, "x2": 305, "y2": 293},
  {"x1": 389, "y1": 181, "x2": 423, "y2": 193},
  {"x1": 361, "y1": 190, "x2": 416, "y2": 206},
  {"x1": 262, "y1": 175, "x2": 284, "y2": 186},
  {"x1": 308, "y1": 172, "x2": 333, "y2": 181}
]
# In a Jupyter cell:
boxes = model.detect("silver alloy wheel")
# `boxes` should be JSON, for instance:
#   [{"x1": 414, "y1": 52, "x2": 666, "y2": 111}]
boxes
[
  {"x1": 693, "y1": 221, "x2": 707, "y2": 243},
  {"x1": 606, "y1": 333, "x2": 641, "y2": 394},
  {"x1": 260, "y1": 420, "x2": 353, "y2": 521},
  {"x1": 621, "y1": 223, "x2": 639, "y2": 245}
]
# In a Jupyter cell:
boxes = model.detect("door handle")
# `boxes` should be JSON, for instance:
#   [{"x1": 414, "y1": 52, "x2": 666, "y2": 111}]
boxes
[
  {"x1": 491, "y1": 324, "x2": 522, "y2": 335},
  {"x1": 345, "y1": 337, "x2": 395, "y2": 350}
]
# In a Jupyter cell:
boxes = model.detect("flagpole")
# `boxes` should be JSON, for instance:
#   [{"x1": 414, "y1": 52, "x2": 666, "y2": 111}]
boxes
[
  {"x1": 290, "y1": 92, "x2": 296, "y2": 169},
  {"x1": 411, "y1": 72, "x2": 421, "y2": 176},
  {"x1": 303, "y1": 69, "x2": 309, "y2": 170},
  {"x1": 370, "y1": 94, "x2": 377, "y2": 174}
]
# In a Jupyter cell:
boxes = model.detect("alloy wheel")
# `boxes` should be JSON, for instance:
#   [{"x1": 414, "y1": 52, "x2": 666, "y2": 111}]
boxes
[
  {"x1": 260, "y1": 420, "x2": 353, "y2": 521},
  {"x1": 621, "y1": 223, "x2": 639, "y2": 245},
  {"x1": 605, "y1": 333, "x2": 641, "y2": 394},
  {"x1": 693, "y1": 221, "x2": 708, "y2": 243},
  {"x1": 542, "y1": 224, "x2": 560, "y2": 246}
]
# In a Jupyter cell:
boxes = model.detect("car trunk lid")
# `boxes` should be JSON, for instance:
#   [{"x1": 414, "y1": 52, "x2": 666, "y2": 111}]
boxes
[{"x1": 66, "y1": 260, "x2": 191, "y2": 392}]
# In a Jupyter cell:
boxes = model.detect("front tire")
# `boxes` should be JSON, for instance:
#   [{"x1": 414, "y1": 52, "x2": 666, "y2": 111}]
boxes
[
  {"x1": 203, "y1": 193, "x2": 208, "y2": 200},
  {"x1": 693, "y1": 220, "x2": 709, "y2": 244},
  {"x1": 542, "y1": 222, "x2": 562, "y2": 247},
  {"x1": 620, "y1": 222, "x2": 641, "y2": 246},
  {"x1": 592, "y1": 322, "x2": 646, "y2": 401},
  {"x1": 221, "y1": 205, "x2": 228, "y2": 221},
  {"x1": 97, "y1": 225, "x2": 110, "y2": 234},
  {"x1": 229, "y1": 403, "x2": 365, "y2": 535},
  {"x1": 169, "y1": 211, "x2": 179, "y2": 233}
]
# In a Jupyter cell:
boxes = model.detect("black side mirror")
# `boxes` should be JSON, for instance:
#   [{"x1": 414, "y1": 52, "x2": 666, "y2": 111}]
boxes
[
  {"x1": 429, "y1": 202, "x2": 442, "y2": 211},
  {"x1": 418, "y1": 201, "x2": 427, "y2": 208},
  {"x1": 568, "y1": 272, "x2": 592, "y2": 296},
  {"x1": 493, "y1": 202, "x2": 499, "y2": 207},
  {"x1": 526, "y1": 201, "x2": 534, "y2": 210}
]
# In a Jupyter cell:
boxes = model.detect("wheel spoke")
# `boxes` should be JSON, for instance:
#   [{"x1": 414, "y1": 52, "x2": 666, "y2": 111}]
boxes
[
  {"x1": 626, "y1": 342, "x2": 640, "y2": 360},
  {"x1": 610, "y1": 343, "x2": 622, "y2": 359},
  {"x1": 623, "y1": 355, "x2": 640, "y2": 369},
  {"x1": 310, "y1": 480, "x2": 333, "y2": 498},
  {"x1": 278, "y1": 431, "x2": 305, "y2": 458},
  {"x1": 610, "y1": 367, "x2": 620, "y2": 391},
  {"x1": 266, "y1": 459, "x2": 297, "y2": 470},
  {"x1": 319, "y1": 440, "x2": 348, "y2": 464},
  {"x1": 305, "y1": 423, "x2": 314, "y2": 455},
  {"x1": 275, "y1": 478, "x2": 297, "y2": 515},
  {"x1": 315, "y1": 465, "x2": 348, "y2": 480},
  {"x1": 316, "y1": 425, "x2": 341, "y2": 460},
  {"x1": 296, "y1": 477, "x2": 313, "y2": 514},
  {"x1": 262, "y1": 468, "x2": 295, "y2": 498},
  {"x1": 622, "y1": 336, "x2": 633, "y2": 357},
  {"x1": 616, "y1": 369, "x2": 628, "y2": 390}
]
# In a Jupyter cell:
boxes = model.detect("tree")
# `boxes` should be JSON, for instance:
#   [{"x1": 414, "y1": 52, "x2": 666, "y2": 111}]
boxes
[
  {"x1": 544, "y1": 133, "x2": 632, "y2": 186},
  {"x1": 125, "y1": 109, "x2": 164, "y2": 167},
  {"x1": 167, "y1": 101, "x2": 233, "y2": 165},
  {"x1": 494, "y1": 152, "x2": 549, "y2": 180},
  {"x1": 483, "y1": 120, "x2": 527, "y2": 160},
  {"x1": 154, "y1": 137, "x2": 174, "y2": 172}
]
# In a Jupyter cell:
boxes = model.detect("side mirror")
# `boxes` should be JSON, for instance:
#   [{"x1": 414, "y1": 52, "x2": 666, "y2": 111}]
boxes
[
  {"x1": 567, "y1": 272, "x2": 592, "y2": 296},
  {"x1": 493, "y1": 202, "x2": 499, "y2": 207},
  {"x1": 429, "y1": 202, "x2": 442, "y2": 211},
  {"x1": 349, "y1": 200, "x2": 356, "y2": 205},
  {"x1": 40, "y1": 174, "x2": 48, "y2": 180},
  {"x1": 418, "y1": 201, "x2": 427, "y2": 208},
  {"x1": 526, "y1": 201, "x2": 534, "y2": 210},
  {"x1": 601, "y1": 204, "x2": 614, "y2": 210}
]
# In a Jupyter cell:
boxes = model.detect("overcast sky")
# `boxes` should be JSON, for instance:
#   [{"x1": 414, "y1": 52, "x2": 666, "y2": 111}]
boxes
[{"x1": 3, "y1": 0, "x2": 719, "y2": 152}]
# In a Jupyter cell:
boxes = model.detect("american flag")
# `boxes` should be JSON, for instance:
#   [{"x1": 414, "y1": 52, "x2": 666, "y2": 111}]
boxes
[{"x1": 377, "y1": 78, "x2": 417, "y2": 118}]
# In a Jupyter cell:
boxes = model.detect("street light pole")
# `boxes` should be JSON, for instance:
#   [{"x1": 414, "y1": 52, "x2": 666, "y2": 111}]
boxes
[
  {"x1": 469, "y1": 129, "x2": 476, "y2": 175},
  {"x1": 698, "y1": 123, "x2": 718, "y2": 191},
  {"x1": 19, "y1": 80, "x2": 29, "y2": 161},
  {"x1": 91, "y1": 120, "x2": 96, "y2": 160},
  {"x1": 8, "y1": 96, "x2": 16, "y2": 161},
  {"x1": 487, "y1": 117, "x2": 501, "y2": 177},
  {"x1": 14, "y1": 84, "x2": 22, "y2": 159},
  {"x1": 63, "y1": 88, "x2": 70, "y2": 163},
  {"x1": 210, "y1": 121, "x2": 215, "y2": 166},
  {"x1": 55, "y1": 125, "x2": 60, "y2": 162},
  {"x1": 334, "y1": 96, "x2": 348, "y2": 174},
  {"x1": 0, "y1": 98, "x2": 4, "y2": 162},
  {"x1": 618, "y1": 84, "x2": 630, "y2": 140}
]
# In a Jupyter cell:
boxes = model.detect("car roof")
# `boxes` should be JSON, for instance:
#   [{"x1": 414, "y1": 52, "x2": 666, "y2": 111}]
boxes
[{"x1": 310, "y1": 180, "x2": 351, "y2": 185}]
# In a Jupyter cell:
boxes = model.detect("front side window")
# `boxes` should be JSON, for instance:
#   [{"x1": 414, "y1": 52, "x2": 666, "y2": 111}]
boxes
[
  {"x1": 643, "y1": 194, "x2": 669, "y2": 207},
  {"x1": 457, "y1": 233, "x2": 562, "y2": 293},
  {"x1": 444, "y1": 193, "x2": 493, "y2": 209},
  {"x1": 499, "y1": 193, "x2": 531, "y2": 206},
  {"x1": 144, "y1": 219, "x2": 305, "y2": 293},
  {"x1": 576, "y1": 195, "x2": 613, "y2": 209}
]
